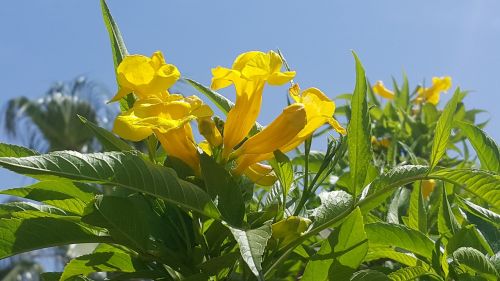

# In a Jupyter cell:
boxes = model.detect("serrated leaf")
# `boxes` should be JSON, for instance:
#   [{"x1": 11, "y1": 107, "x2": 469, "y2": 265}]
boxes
[
  {"x1": 456, "y1": 196, "x2": 500, "y2": 228},
  {"x1": 429, "y1": 89, "x2": 463, "y2": 171},
  {"x1": 269, "y1": 150, "x2": 293, "y2": 197},
  {"x1": 347, "y1": 52, "x2": 372, "y2": 196},
  {"x1": 311, "y1": 190, "x2": 354, "y2": 229},
  {"x1": 456, "y1": 121, "x2": 500, "y2": 173},
  {"x1": 388, "y1": 266, "x2": 440, "y2": 281},
  {"x1": 351, "y1": 269, "x2": 390, "y2": 281},
  {"x1": 0, "y1": 217, "x2": 108, "y2": 259},
  {"x1": 407, "y1": 182, "x2": 427, "y2": 233},
  {"x1": 0, "y1": 151, "x2": 220, "y2": 219},
  {"x1": 302, "y1": 208, "x2": 368, "y2": 281},
  {"x1": 1, "y1": 181, "x2": 98, "y2": 215},
  {"x1": 365, "y1": 222, "x2": 434, "y2": 260},
  {"x1": 199, "y1": 153, "x2": 244, "y2": 227},
  {"x1": 452, "y1": 247, "x2": 499, "y2": 281},
  {"x1": 229, "y1": 222, "x2": 272, "y2": 280},
  {"x1": 78, "y1": 116, "x2": 133, "y2": 152},
  {"x1": 429, "y1": 168, "x2": 500, "y2": 210},
  {"x1": 0, "y1": 143, "x2": 38, "y2": 157},
  {"x1": 365, "y1": 246, "x2": 418, "y2": 267},
  {"x1": 360, "y1": 165, "x2": 429, "y2": 213},
  {"x1": 361, "y1": 166, "x2": 500, "y2": 213}
]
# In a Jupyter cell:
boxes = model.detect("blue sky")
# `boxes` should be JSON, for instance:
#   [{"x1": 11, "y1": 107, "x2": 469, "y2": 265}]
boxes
[{"x1": 1, "y1": 0, "x2": 499, "y2": 188}]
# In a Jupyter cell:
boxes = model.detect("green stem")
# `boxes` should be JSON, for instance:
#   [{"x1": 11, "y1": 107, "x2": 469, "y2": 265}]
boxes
[{"x1": 293, "y1": 137, "x2": 312, "y2": 215}]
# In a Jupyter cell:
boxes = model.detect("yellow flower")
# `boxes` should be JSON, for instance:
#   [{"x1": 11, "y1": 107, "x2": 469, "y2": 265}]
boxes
[
  {"x1": 113, "y1": 95, "x2": 213, "y2": 174},
  {"x1": 371, "y1": 136, "x2": 391, "y2": 148},
  {"x1": 372, "y1": 80, "x2": 395, "y2": 100},
  {"x1": 416, "y1": 76, "x2": 452, "y2": 105},
  {"x1": 232, "y1": 84, "x2": 346, "y2": 176},
  {"x1": 211, "y1": 51, "x2": 296, "y2": 160},
  {"x1": 110, "y1": 51, "x2": 180, "y2": 102},
  {"x1": 422, "y1": 179, "x2": 436, "y2": 199},
  {"x1": 156, "y1": 123, "x2": 201, "y2": 175},
  {"x1": 232, "y1": 104, "x2": 307, "y2": 174},
  {"x1": 284, "y1": 84, "x2": 346, "y2": 150}
]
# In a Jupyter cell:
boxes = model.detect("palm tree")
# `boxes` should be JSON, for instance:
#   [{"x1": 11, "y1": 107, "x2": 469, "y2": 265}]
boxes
[
  {"x1": 3, "y1": 76, "x2": 116, "y2": 152},
  {"x1": 1, "y1": 76, "x2": 116, "y2": 280}
]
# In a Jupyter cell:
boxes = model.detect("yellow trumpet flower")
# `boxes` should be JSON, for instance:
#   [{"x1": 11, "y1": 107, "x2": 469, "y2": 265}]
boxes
[
  {"x1": 372, "y1": 80, "x2": 395, "y2": 100},
  {"x1": 113, "y1": 94, "x2": 213, "y2": 174},
  {"x1": 233, "y1": 84, "x2": 346, "y2": 176},
  {"x1": 110, "y1": 51, "x2": 180, "y2": 102},
  {"x1": 211, "y1": 51, "x2": 296, "y2": 160},
  {"x1": 416, "y1": 76, "x2": 452, "y2": 105},
  {"x1": 232, "y1": 104, "x2": 307, "y2": 174},
  {"x1": 285, "y1": 84, "x2": 346, "y2": 148}
]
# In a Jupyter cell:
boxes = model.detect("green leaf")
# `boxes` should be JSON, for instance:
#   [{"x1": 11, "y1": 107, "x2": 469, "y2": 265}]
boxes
[
  {"x1": 395, "y1": 73, "x2": 410, "y2": 111},
  {"x1": 360, "y1": 165, "x2": 429, "y2": 213},
  {"x1": 456, "y1": 121, "x2": 500, "y2": 173},
  {"x1": 229, "y1": 222, "x2": 272, "y2": 280},
  {"x1": 311, "y1": 190, "x2": 354, "y2": 229},
  {"x1": 388, "y1": 266, "x2": 440, "y2": 281},
  {"x1": 365, "y1": 222, "x2": 434, "y2": 260},
  {"x1": 100, "y1": 0, "x2": 128, "y2": 68},
  {"x1": 437, "y1": 189, "x2": 460, "y2": 239},
  {"x1": 60, "y1": 251, "x2": 145, "y2": 280},
  {"x1": 302, "y1": 208, "x2": 368, "y2": 281},
  {"x1": 407, "y1": 182, "x2": 427, "y2": 233},
  {"x1": 0, "y1": 217, "x2": 109, "y2": 259},
  {"x1": 429, "y1": 88, "x2": 463, "y2": 171},
  {"x1": 447, "y1": 225, "x2": 494, "y2": 256},
  {"x1": 199, "y1": 153, "x2": 244, "y2": 227},
  {"x1": 78, "y1": 116, "x2": 133, "y2": 152},
  {"x1": 452, "y1": 247, "x2": 499, "y2": 281},
  {"x1": 100, "y1": 0, "x2": 135, "y2": 111},
  {"x1": 269, "y1": 150, "x2": 294, "y2": 197},
  {"x1": 0, "y1": 201, "x2": 68, "y2": 219},
  {"x1": 347, "y1": 52, "x2": 372, "y2": 196},
  {"x1": 351, "y1": 270, "x2": 390, "y2": 281},
  {"x1": 41, "y1": 273, "x2": 92, "y2": 281},
  {"x1": 386, "y1": 188, "x2": 404, "y2": 224},
  {"x1": 429, "y1": 168, "x2": 500, "y2": 210},
  {"x1": 184, "y1": 78, "x2": 233, "y2": 114},
  {"x1": 0, "y1": 151, "x2": 220, "y2": 219},
  {"x1": 1, "y1": 181, "x2": 98, "y2": 215},
  {"x1": 361, "y1": 166, "x2": 500, "y2": 213},
  {"x1": 456, "y1": 196, "x2": 500, "y2": 228},
  {"x1": 83, "y1": 196, "x2": 150, "y2": 250},
  {"x1": 0, "y1": 142, "x2": 38, "y2": 157},
  {"x1": 365, "y1": 246, "x2": 418, "y2": 267}
]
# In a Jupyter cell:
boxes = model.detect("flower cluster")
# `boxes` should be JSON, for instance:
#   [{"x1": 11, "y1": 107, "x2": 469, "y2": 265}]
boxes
[{"x1": 111, "y1": 50, "x2": 345, "y2": 185}]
